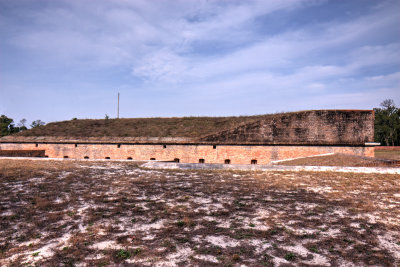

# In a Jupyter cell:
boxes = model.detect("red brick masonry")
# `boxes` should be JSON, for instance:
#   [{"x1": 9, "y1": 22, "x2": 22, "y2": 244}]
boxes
[
  {"x1": 0, "y1": 149, "x2": 45, "y2": 157},
  {"x1": 0, "y1": 110, "x2": 376, "y2": 164},
  {"x1": 0, "y1": 143, "x2": 373, "y2": 164}
]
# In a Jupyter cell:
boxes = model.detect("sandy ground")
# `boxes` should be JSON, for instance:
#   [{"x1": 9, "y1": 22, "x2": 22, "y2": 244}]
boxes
[{"x1": 0, "y1": 159, "x2": 399, "y2": 266}]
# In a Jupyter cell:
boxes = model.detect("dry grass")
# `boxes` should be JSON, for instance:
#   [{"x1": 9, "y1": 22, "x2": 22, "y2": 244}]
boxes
[
  {"x1": 0, "y1": 159, "x2": 399, "y2": 266},
  {"x1": 277, "y1": 153, "x2": 400, "y2": 167},
  {"x1": 14, "y1": 115, "x2": 268, "y2": 138},
  {"x1": 375, "y1": 150, "x2": 400, "y2": 161}
]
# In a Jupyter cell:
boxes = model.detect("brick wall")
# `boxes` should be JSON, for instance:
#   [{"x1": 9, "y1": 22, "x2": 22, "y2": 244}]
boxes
[
  {"x1": 0, "y1": 149, "x2": 45, "y2": 157},
  {"x1": 0, "y1": 110, "x2": 375, "y2": 163},
  {"x1": 201, "y1": 110, "x2": 374, "y2": 145},
  {"x1": 0, "y1": 142, "x2": 373, "y2": 164}
]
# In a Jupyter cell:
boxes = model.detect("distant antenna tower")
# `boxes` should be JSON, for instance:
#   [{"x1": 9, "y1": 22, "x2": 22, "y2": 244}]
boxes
[{"x1": 117, "y1": 92, "x2": 120, "y2": 119}]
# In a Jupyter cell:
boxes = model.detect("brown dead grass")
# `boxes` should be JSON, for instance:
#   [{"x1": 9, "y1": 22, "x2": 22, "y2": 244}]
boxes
[
  {"x1": 0, "y1": 159, "x2": 399, "y2": 266},
  {"x1": 14, "y1": 115, "x2": 268, "y2": 138},
  {"x1": 277, "y1": 153, "x2": 400, "y2": 167},
  {"x1": 375, "y1": 150, "x2": 400, "y2": 161}
]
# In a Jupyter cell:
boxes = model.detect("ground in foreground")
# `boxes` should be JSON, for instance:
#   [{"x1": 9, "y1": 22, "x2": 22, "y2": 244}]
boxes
[{"x1": 0, "y1": 159, "x2": 399, "y2": 266}]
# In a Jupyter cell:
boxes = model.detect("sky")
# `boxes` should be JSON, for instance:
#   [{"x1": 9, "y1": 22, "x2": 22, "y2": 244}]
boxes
[{"x1": 1, "y1": 0, "x2": 399, "y2": 125}]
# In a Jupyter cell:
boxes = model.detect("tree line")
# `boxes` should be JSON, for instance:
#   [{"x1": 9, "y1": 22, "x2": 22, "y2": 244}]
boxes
[
  {"x1": 374, "y1": 99, "x2": 400, "y2": 146},
  {"x1": 1, "y1": 100, "x2": 400, "y2": 145},
  {"x1": 0, "y1": 115, "x2": 45, "y2": 137}
]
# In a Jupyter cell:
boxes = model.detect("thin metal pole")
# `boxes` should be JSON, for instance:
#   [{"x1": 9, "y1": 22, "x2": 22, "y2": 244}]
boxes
[{"x1": 117, "y1": 92, "x2": 120, "y2": 119}]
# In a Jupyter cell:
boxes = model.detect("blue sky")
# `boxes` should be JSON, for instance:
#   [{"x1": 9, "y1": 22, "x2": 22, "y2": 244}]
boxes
[{"x1": 1, "y1": 0, "x2": 399, "y2": 125}]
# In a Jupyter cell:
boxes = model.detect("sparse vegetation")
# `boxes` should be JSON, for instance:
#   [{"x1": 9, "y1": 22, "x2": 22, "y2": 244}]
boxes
[
  {"x1": 115, "y1": 249, "x2": 131, "y2": 260},
  {"x1": 0, "y1": 159, "x2": 399, "y2": 266},
  {"x1": 277, "y1": 153, "x2": 400, "y2": 167},
  {"x1": 284, "y1": 252, "x2": 296, "y2": 261},
  {"x1": 375, "y1": 148, "x2": 400, "y2": 161},
  {"x1": 13, "y1": 114, "x2": 270, "y2": 138},
  {"x1": 176, "y1": 220, "x2": 185, "y2": 227},
  {"x1": 30, "y1": 119, "x2": 45, "y2": 128}
]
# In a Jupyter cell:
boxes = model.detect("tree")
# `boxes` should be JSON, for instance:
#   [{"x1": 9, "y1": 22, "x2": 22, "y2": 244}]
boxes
[
  {"x1": 0, "y1": 115, "x2": 26, "y2": 136},
  {"x1": 18, "y1": 118, "x2": 27, "y2": 127},
  {"x1": 374, "y1": 99, "x2": 400, "y2": 146},
  {"x1": 18, "y1": 118, "x2": 28, "y2": 131},
  {"x1": 0, "y1": 115, "x2": 14, "y2": 136},
  {"x1": 30, "y1": 120, "x2": 45, "y2": 128}
]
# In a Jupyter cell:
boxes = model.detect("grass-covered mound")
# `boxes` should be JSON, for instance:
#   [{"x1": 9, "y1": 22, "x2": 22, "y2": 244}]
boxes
[{"x1": 15, "y1": 115, "x2": 267, "y2": 138}]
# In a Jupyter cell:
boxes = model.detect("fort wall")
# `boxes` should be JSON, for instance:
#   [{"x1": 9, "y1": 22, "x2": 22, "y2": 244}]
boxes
[
  {"x1": 0, "y1": 110, "x2": 376, "y2": 164},
  {"x1": 0, "y1": 142, "x2": 373, "y2": 164},
  {"x1": 201, "y1": 110, "x2": 374, "y2": 145}
]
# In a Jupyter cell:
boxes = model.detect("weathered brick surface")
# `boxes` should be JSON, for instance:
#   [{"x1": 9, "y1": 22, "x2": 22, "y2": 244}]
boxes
[
  {"x1": 0, "y1": 110, "x2": 375, "y2": 163},
  {"x1": 0, "y1": 143, "x2": 373, "y2": 164},
  {"x1": 0, "y1": 150, "x2": 45, "y2": 157},
  {"x1": 201, "y1": 110, "x2": 374, "y2": 145}
]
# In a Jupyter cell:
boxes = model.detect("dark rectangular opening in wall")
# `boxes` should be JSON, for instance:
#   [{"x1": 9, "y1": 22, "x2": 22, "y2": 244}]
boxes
[
  {"x1": 224, "y1": 159, "x2": 231, "y2": 164},
  {"x1": 163, "y1": 145, "x2": 167, "y2": 149},
  {"x1": 84, "y1": 156, "x2": 89, "y2": 159},
  {"x1": 150, "y1": 158, "x2": 156, "y2": 160},
  {"x1": 75, "y1": 144, "x2": 78, "y2": 148},
  {"x1": 199, "y1": 159, "x2": 205, "y2": 164},
  {"x1": 64, "y1": 156, "x2": 69, "y2": 159},
  {"x1": 35, "y1": 143, "x2": 38, "y2": 147},
  {"x1": 251, "y1": 159, "x2": 257, "y2": 165},
  {"x1": 117, "y1": 144, "x2": 121, "y2": 148},
  {"x1": 45, "y1": 155, "x2": 48, "y2": 158},
  {"x1": 127, "y1": 157, "x2": 133, "y2": 160},
  {"x1": 105, "y1": 157, "x2": 110, "y2": 159},
  {"x1": 174, "y1": 158, "x2": 180, "y2": 163},
  {"x1": 213, "y1": 145, "x2": 216, "y2": 149}
]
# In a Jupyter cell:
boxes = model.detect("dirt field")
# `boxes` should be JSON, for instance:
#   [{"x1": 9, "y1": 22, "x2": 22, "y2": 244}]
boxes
[{"x1": 0, "y1": 159, "x2": 399, "y2": 266}]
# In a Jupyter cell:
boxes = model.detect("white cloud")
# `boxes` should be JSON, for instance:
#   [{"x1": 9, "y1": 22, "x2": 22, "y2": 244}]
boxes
[
  {"x1": 132, "y1": 49, "x2": 189, "y2": 83},
  {"x1": 1, "y1": 0, "x2": 399, "y2": 121},
  {"x1": 128, "y1": 0, "x2": 399, "y2": 92}
]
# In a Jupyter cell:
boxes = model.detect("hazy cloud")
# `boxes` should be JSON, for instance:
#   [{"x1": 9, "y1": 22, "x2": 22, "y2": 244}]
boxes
[{"x1": 0, "y1": 0, "x2": 399, "y2": 122}]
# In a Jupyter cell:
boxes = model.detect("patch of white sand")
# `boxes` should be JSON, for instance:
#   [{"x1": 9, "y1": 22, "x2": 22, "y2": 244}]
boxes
[
  {"x1": 322, "y1": 228, "x2": 341, "y2": 237},
  {"x1": 308, "y1": 186, "x2": 335, "y2": 194},
  {"x1": 191, "y1": 197, "x2": 212, "y2": 204},
  {"x1": 154, "y1": 247, "x2": 194, "y2": 267},
  {"x1": 248, "y1": 239, "x2": 270, "y2": 254},
  {"x1": 241, "y1": 216, "x2": 270, "y2": 231},
  {"x1": 217, "y1": 220, "x2": 231, "y2": 228},
  {"x1": 205, "y1": 235, "x2": 240, "y2": 248},
  {"x1": 18, "y1": 232, "x2": 72, "y2": 264},
  {"x1": 194, "y1": 254, "x2": 219, "y2": 263},
  {"x1": 142, "y1": 234, "x2": 156, "y2": 240},
  {"x1": 377, "y1": 232, "x2": 400, "y2": 260},
  {"x1": 134, "y1": 219, "x2": 166, "y2": 231},
  {"x1": 89, "y1": 240, "x2": 124, "y2": 250},
  {"x1": 272, "y1": 256, "x2": 289, "y2": 266},
  {"x1": 0, "y1": 210, "x2": 14, "y2": 216}
]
